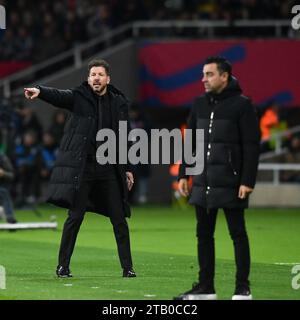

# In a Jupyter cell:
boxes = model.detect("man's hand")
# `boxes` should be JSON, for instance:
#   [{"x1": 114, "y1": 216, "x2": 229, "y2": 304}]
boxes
[
  {"x1": 0, "y1": 168, "x2": 5, "y2": 178},
  {"x1": 238, "y1": 185, "x2": 253, "y2": 199},
  {"x1": 178, "y1": 178, "x2": 189, "y2": 197},
  {"x1": 24, "y1": 87, "x2": 40, "y2": 100},
  {"x1": 126, "y1": 171, "x2": 134, "y2": 191}
]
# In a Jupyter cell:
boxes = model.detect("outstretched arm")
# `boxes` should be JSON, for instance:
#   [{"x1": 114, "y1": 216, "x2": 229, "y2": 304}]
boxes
[{"x1": 24, "y1": 85, "x2": 74, "y2": 111}]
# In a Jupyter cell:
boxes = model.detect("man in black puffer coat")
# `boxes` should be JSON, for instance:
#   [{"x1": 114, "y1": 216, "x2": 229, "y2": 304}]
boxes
[
  {"x1": 175, "y1": 57, "x2": 260, "y2": 300},
  {"x1": 24, "y1": 59, "x2": 136, "y2": 278}
]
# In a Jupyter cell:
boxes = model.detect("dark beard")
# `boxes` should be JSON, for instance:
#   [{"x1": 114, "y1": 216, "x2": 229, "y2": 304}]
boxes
[{"x1": 93, "y1": 84, "x2": 107, "y2": 95}]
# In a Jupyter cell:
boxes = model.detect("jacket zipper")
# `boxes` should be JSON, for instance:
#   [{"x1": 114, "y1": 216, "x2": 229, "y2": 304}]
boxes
[{"x1": 205, "y1": 110, "x2": 214, "y2": 212}]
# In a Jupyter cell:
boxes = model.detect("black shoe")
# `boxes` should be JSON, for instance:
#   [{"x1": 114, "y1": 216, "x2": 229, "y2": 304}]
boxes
[
  {"x1": 7, "y1": 218, "x2": 17, "y2": 224},
  {"x1": 232, "y1": 285, "x2": 252, "y2": 300},
  {"x1": 123, "y1": 268, "x2": 136, "y2": 278},
  {"x1": 56, "y1": 265, "x2": 72, "y2": 278},
  {"x1": 174, "y1": 283, "x2": 217, "y2": 300}
]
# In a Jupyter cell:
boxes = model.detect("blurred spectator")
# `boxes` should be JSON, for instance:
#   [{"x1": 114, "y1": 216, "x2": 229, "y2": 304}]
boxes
[
  {"x1": 129, "y1": 105, "x2": 151, "y2": 204},
  {"x1": 260, "y1": 104, "x2": 280, "y2": 141},
  {"x1": 14, "y1": 26, "x2": 33, "y2": 61},
  {"x1": 169, "y1": 124, "x2": 192, "y2": 209},
  {"x1": 33, "y1": 25, "x2": 66, "y2": 63},
  {"x1": 113, "y1": 0, "x2": 148, "y2": 23},
  {"x1": 0, "y1": 151, "x2": 17, "y2": 223},
  {"x1": 0, "y1": 98, "x2": 19, "y2": 158},
  {"x1": 0, "y1": 29, "x2": 18, "y2": 60},
  {"x1": 87, "y1": 4, "x2": 115, "y2": 39},
  {"x1": 63, "y1": 11, "x2": 87, "y2": 49},
  {"x1": 260, "y1": 104, "x2": 283, "y2": 153},
  {"x1": 16, "y1": 105, "x2": 43, "y2": 143},
  {"x1": 281, "y1": 134, "x2": 300, "y2": 183},
  {"x1": 49, "y1": 111, "x2": 68, "y2": 144},
  {"x1": 40, "y1": 132, "x2": 58, "y2": 182},
  {"x1": 14, "y1": 130, "x2": 41, "y2": 207}
]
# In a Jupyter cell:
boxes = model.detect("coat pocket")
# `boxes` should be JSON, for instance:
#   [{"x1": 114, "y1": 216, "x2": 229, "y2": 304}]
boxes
[{"x1": 227, "y1": 148, "x2": 238, "y2": 176}]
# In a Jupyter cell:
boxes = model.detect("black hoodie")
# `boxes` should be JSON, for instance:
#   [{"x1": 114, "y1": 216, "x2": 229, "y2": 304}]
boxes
[{"x1": 206, "y1": 76, "x2": 242, "y2": 104}]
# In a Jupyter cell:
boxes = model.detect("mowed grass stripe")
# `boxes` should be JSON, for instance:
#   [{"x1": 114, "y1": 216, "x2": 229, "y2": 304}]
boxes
[{"x1": 0, "y1": 238, "x2": 299, "y2": 300}]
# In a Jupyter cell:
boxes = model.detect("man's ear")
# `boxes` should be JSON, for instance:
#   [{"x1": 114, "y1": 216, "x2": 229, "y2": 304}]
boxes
[
  {"x1": 107, "y1": 76, "x2": 110, "y2": 84},
  {"x1": 221, "y1": 72, "x2": 229, "y2": 82}
]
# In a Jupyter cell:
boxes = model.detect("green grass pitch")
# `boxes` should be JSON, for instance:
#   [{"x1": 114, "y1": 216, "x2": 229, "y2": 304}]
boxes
[{"x1": 0, "y1": 205, "x2": 300, "y2": 300}]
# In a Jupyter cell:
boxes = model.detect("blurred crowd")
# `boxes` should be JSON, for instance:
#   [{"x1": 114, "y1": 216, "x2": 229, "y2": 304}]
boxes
[
  {"x1": 0, "y1": 98, "x2": 67, "y2": 211},
  {"x1": 0, "y1": 0, "x2": 297, "y2": 62}
]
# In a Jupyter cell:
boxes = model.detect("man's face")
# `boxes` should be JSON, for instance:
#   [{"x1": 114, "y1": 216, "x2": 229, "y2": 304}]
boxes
[
  {"x1": 88, "y1": 66, "x2": 110, "y2": 95},
  {"x1": 43, "y1": 133, "x2": 54, "y2": 146},
  {"x1": 202, "y1": 63, "x2": 228, "y2": 94},
  {"x1": 24, "y1": 133, "x2": 35, "y2": 146}
]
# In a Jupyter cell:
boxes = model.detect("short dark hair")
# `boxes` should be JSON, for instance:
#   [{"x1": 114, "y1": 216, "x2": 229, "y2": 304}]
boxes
[
  {"x1": 204, "y1": 56, "x2": 232, "y2": 78},
  {"x1": 88, "y1": 59, "x2": 110, "y2": 75}
]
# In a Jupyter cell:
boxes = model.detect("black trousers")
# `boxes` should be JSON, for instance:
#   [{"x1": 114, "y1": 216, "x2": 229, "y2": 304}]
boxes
[
  {"x1": 58, "y1": 172, "x2": 133, "y2": 270},
  {"x1": 18, "y1": 165, "x2": 41, "y2": 200},
  {"x1": 196, "y1": 206, "x2": 250, "y2": 288}
]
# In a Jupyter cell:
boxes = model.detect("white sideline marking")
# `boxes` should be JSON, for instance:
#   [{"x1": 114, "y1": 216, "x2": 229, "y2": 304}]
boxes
[
  {"x1": 0, "y1": 222, "x2": 57, "y2": 230},
  {"x1": 274, "y1": 262, "x2": 300, "y2": 265},
  {"x1": 144, "y1": 294, "x2": 156, "y2": 297},
  {"x1": 64, "y1": 284, "x2": 73, "y2": 287}
]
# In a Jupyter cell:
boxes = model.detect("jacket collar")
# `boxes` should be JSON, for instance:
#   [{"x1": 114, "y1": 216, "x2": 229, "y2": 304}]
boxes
[
  {"x1": 206, "y1": 76, "x2": 242, "y2": 104},
  {"x1": 74, "y1": 81, "x2": 128, "y2": 108}
]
